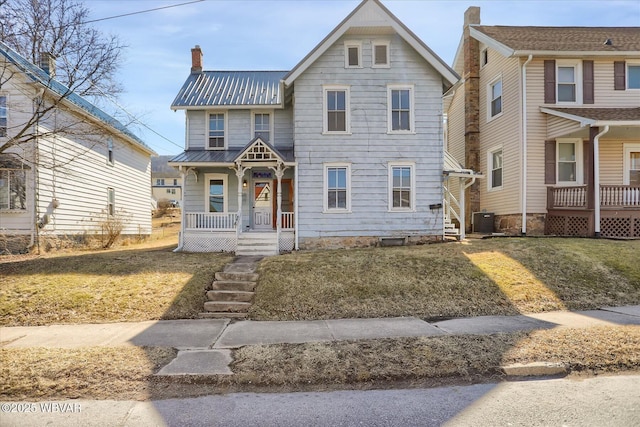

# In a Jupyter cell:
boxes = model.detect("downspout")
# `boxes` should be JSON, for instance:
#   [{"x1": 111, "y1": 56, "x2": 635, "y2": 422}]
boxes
[
  {"x1": 593, "y1": 125, "x2": 609, "y2": 237},
  {"x1": 31, "y1": 88, "x2": 45, "y2": 252},
  {"x1": 294, "y1": 163, "x2": 299, "y2": 250},
  {"x1": 521, "y1": 54, "x2": 533, "y2": 236}
]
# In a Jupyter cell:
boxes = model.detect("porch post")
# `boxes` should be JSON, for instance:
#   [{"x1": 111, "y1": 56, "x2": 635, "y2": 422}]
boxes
[
  {"x1": 593, "y1": 125, "x2": 610, "y2": 237},
  {"x1": 234, "y1": 161, "x2": 248, "y2": 236},
  {"x1": 459, "y1": 178, "x2": 466, "y2": 241},
  {"x1": 269, "y1": 162, "x2": 286, "y2": 253},
  {"x1": 178, "y1": 167, "x2": 186, "y2": 250}
]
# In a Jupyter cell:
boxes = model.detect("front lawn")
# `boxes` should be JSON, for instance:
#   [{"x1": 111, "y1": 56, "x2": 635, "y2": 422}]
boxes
[
  {"x1": 250, "y1": 238, "x2": 640, "y2": 320},
  {"x1": 0, "y1": 245, "x2": 233, "y2": 326}
]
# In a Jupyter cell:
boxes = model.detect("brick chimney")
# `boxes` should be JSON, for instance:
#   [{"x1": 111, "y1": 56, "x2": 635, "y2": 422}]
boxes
[
  {"x1": 39, "y1": 52, "x2": 56, "y2": 78},
  {"x1": 463, "y1": 7, "x2": 481, "y2": 232},
  {"x1": 191, "y1": 45, "x2": 203, "y2": 73}
]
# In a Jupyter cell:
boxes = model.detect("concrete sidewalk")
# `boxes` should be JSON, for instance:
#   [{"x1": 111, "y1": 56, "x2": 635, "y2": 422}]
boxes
[{"x1": 1, "y1": 305, "x2": 638, "y2": 375}]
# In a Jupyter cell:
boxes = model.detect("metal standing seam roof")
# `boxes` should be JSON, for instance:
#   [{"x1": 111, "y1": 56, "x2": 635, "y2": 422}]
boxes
[
  {"x1": 0, "y1": 40, "x2": 154, "y2": 154},
  {"x1": 171, "y1": 71, "x2": 288, "y2": 108},
  {"x1": 169, "y1": 148, "x2": 295, "y2": 164}
]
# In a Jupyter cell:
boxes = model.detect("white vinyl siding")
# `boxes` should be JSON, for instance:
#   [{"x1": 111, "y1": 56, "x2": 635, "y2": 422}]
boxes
[{"x1": 295, "y1": 34, "x2": 444, "y2": 239}]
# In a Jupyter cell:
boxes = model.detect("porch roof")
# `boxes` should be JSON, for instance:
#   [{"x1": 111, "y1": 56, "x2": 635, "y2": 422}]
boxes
[
  {"x1": 541, "y1": 107, "x2": 640, "y2": 127},
  {"x1": 168, "y1": 147, "x2": 295, "y2": 165}
]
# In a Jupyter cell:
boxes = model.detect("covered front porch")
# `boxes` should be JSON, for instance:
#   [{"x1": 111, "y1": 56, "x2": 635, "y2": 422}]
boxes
[
  {"x1": 541, "y1": 107, "x2": 640, "y2": 238},
  {"x1": 170, "y1": 138, "x2": 297, "y2": 254}
]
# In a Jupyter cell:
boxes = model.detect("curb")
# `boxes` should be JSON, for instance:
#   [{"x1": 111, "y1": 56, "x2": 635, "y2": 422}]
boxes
[{"x1": 502, "y1": 362, "x2": 568, "y2": 377}]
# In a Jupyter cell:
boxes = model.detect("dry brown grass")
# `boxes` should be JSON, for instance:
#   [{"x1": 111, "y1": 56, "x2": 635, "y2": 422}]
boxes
[
  {"x1": 2, "y1": 326, "x2": 638, "y2": 400},
  {"x1": 0, "y1": 222, "x2": 233, "y2": 326},
  {"x1": 251, "y1": 238, "x2": 640, "y2": 320},
  {"x1": 0, "y1": 347, "x2": 177, "y2": 400}
]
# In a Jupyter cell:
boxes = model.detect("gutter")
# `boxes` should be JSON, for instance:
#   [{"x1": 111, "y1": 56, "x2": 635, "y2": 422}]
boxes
[
  {"x1": 593, "y1": 125, "x2": 610, "y2": 237},
  {"x1": 521, "y1": 54, "x2": 533, "y2": 235}
]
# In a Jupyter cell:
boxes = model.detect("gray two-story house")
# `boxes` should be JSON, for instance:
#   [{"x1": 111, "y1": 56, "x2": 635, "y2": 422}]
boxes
[{"x1": 169, "y1": 0, "x2": 460, "y2": 255}]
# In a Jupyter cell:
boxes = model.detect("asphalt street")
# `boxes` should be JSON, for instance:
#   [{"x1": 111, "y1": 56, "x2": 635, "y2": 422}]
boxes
[{"x1": 2, "y1": 374, "x2": 639, "y2": 426}]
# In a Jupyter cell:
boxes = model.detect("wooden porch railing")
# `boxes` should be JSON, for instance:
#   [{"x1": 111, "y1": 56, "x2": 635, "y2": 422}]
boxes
[
  {"x1": 281, "y1": 212, "x2": 295, "y2": 230},
  {"x1": 547, "y1": 185, "x2": 640, "y2": 210},
  {"x1": 184, "y1": 212, "x2": 237, "y2": 231},
  {"x1": 600, "y1": 185, "x2": 640, "y2": 208}
]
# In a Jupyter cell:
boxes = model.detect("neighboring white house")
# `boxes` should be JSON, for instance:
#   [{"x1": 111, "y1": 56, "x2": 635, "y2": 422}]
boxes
[
  {"x1": 169, "y1": 0, "x2": 464, "y2": 255},
  {"x1": 0, "y1": 40, "x2": 156, "y2": 253},
  {"x1": 151, "y1": 155, "x2": 182, "y2": 204}
]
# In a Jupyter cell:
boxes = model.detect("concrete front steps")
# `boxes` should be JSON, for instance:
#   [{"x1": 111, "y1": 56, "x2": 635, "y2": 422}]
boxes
[
  {"x1": 201, "y1": 256, "x2": 262, "y2": 319},
  {"x1": 236, "y1": 231, "x2": 279, "y2": 256}
]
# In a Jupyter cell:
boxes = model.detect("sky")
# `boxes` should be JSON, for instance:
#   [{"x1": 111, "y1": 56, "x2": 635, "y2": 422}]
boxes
[{"x1": 85, "y1": 0, "x2": 640, "y2": 156}]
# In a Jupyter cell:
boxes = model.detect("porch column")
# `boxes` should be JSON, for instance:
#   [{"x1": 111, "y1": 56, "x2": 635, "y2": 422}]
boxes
[
  {"x1": 178, "y1": 167, "x2": 186, "y2": 249},
  {"x1": 234, "y1": 162, "x2": 249, "y2": 236},
  {"x1": 593, "y1": 125, "x2": 610, "y2": 237},
  {"x1": 269, "y1": 162, "x2": 286, "y2": 253}
]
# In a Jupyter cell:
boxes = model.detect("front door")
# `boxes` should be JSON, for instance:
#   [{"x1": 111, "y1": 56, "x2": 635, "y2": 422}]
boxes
[{"x1": 253, "y1": 180, "x2": 273, "y2": 230}]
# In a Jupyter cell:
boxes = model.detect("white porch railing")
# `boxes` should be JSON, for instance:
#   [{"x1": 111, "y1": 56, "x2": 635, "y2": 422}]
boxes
[
  {"x1": 184, "y1": 212, "x2": 238, "y2": 231},
  {"x1": 549, "y1": 186, "x2": 587, "y2": 208},
  {"x1": 600, "y1": 185, "x2": 640, "y2": 208},
  {"x1": 281, "y1": 212, "x2": 295, "y2": 230}
]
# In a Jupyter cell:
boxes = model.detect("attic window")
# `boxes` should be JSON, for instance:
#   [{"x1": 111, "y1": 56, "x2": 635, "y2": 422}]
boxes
[
  {"x1": 345, "y1": 42, "x2": 361, "y2": 68},
  {"x1": 372, "y1": 41, "x2": 390, "y2": 68},
  {"x1": 481, "y1": 48, "x2": 488, "y2": 67}
]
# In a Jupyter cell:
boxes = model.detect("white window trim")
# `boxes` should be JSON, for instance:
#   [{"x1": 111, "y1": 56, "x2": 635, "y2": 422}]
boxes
[
  {"x1": 251, "y1": 110, "x2": 274, "y2": 142},
  {"x1": 323, "y1": 162, "x2": 351, "y2": 213},
  {"x1": 556, "y1": 60, "x2": 582, "y2": 105},
  {"x1": 387, "y1": 84, "x2": 415, "y2": 134},
  {"x1": 480, "y1": 47, "x2": 488, "y2": 68},
  {"x1": 388, "y1": 162, "x2": 416, "y2": 212},
  {"x1": 322, "y1": 85, "x2": 351, "y2": 135},
  {"x1": 487, "y1": 75, "x2": 503, "y2": 122},
  {"x1": 0, "y1": 93, "x2": 8, "y2": 138},
  {"x1": 487, "y1": 146, "x2": 503, "y2": 192},
  {"x1": 623, "y1": 143, "x2": 640, "y2": 185},
  {"x1": 556, "y1": 138, "x2": 583, "y2": 186},
  {"x1": 107, "y1": 138, "x2": 114, "y2": 166},
  {"x1": 627, "y1": 61, "x2": 640, "y2": 90},
  {"x1": 372, "y1": 40, "x2": 391, "y2": 68},
  {"x1": 344, "y1": 41, "x2": 362, "y2": 69},
  {"x1": 204, "y1": 173, "x2": 228, "y2": 213},
  {"x1": 206, "y1": 111, "x2": 227, "y2": 150}
]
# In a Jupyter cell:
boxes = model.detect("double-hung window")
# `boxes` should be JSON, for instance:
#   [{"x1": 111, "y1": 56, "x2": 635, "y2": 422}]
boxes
[
  {"x1": 556, "y1": 61, "x2": 581, "y2": 103},
  {"x1": 372, "y1": 41, "x2": 390, "y2": 68},
  {"x1": 0, "y1": 169, "x2": 26, "y2": 210},
  {"x1": 323, "y1": 86, "x2": 349, "y2": 133},
  {"x1": 488, "y1": 148, "x2": 503, "y2": 190},
  {"x1": 107, "y1": 138, "x2": 114, "y2": 165},
  {"x1": 628, "y1": 62, "x2": 640, "y2": 89},
  {"x1": 107, "y1": 187, "x2": 115, "y2": 216},
  {"x1": 389, "y1": 162, "x2": 415, "y2": 211},
  {"x1": 488, "y1": 77, "x2": 502, "y2": 119},
  {"x1": 624, "y1": 144, "x2": 640, "y2": 186},
  {"x1": 253, "y1": 112, "x2": 271, "y2": 142},
  {"x1": 0, "y1": 95, "x2": 7, "y2": 137},
  {"x1": 557, "y1": 139, "x2": 582, "y2": 184},
  {"x1": 388, "y1": 85, "x2": 414, "y2": 133},
  {"x1": 324, "y1": 164, "x2": 350, "y2": 212},
  {"x1": 205, "y1": 173, "x2": 227, "y2": 213},
  {"x1": 208, "y1": 113, "x2": 225, "y2": 149}
]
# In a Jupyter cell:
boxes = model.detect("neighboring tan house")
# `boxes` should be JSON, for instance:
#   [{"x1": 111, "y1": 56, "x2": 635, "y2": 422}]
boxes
[
  {"x1": 446, "y1": 7, "x2": 640, "y2": 238},
  {"x1": 168, "y1": 0, "x2": 463, "y2": 255},
  {"x1": 0, "y1": 40, "x2": 155, "y2": 252},
  {"x1": 151, "y1": 155, "x2": 182, "y2": 204}
]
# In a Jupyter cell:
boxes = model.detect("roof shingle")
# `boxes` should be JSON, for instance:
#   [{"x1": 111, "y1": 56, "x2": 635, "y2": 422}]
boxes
[{"x1": 473, "y1": 26, "x2": 640, "y2": 52}]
